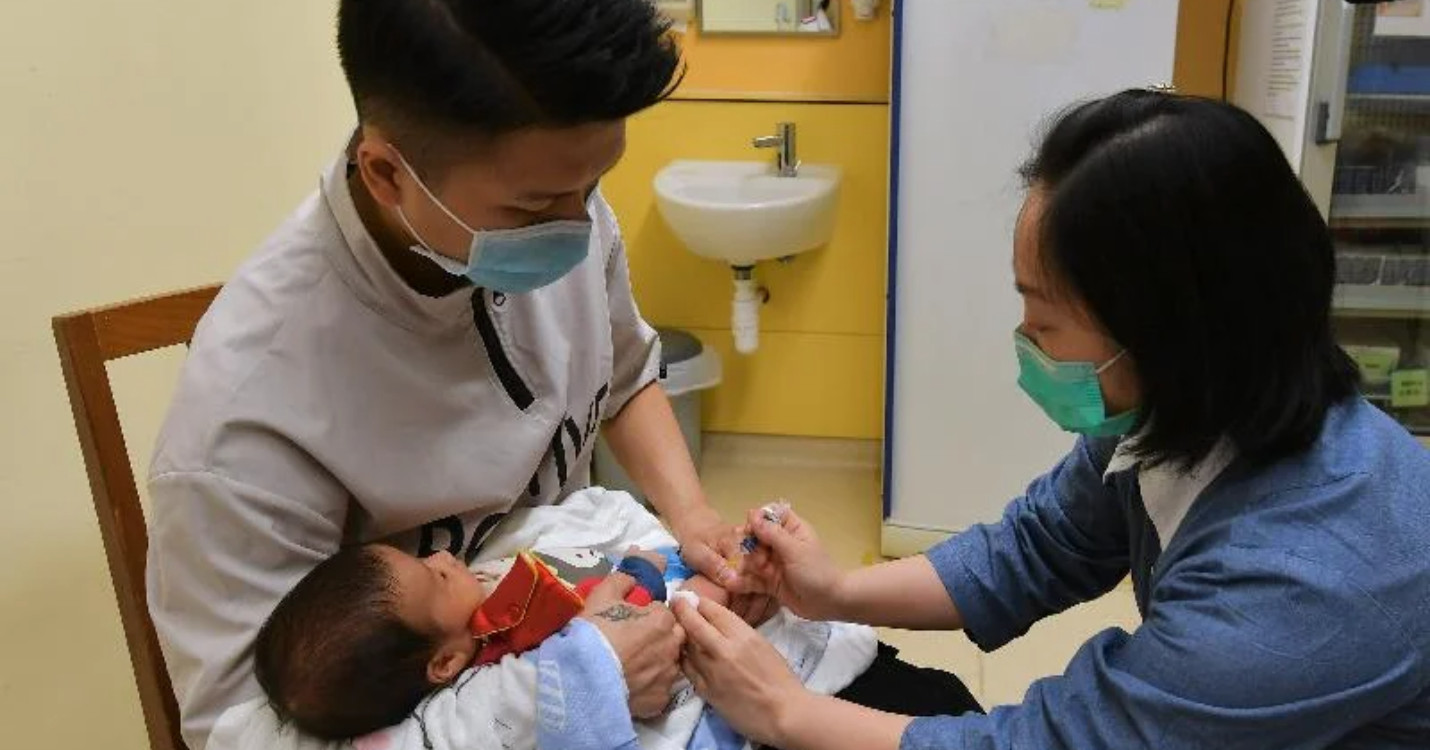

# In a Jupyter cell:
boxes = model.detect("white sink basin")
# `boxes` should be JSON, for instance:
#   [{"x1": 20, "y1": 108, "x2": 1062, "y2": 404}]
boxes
[{"x1": 654, "y1": 160, "x2": 842, "y2": 266}]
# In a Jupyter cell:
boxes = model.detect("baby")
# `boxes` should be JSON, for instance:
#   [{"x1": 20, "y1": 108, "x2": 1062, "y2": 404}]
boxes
[{"x1": 253, "y1": 543, "x2": 726, "y2": 740}]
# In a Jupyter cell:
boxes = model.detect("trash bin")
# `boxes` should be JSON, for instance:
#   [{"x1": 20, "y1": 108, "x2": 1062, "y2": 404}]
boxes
[{"x1": 593, "y1": 328, "x2": 722, "y2": 504}]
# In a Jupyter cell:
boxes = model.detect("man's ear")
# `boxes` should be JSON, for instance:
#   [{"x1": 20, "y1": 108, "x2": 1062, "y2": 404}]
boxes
[{"x1": 354, "y1": 136, "x2": 405, "y2": 209}]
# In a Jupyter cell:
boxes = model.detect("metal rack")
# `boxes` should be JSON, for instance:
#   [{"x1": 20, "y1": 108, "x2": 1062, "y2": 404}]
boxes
[{"x1": 1330, "y1": 9, "x2": 1430, "y2": 434}]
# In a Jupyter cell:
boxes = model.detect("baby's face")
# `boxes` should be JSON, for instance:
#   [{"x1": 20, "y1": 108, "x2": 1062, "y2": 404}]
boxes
[{"x1": 379, "y1": 548, "x2": 488, "y2": 645}]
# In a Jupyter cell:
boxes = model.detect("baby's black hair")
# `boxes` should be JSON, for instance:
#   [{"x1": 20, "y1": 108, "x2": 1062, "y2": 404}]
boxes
[{"x1": 253, "y1": 545, "x2": 441, "y2": 740}]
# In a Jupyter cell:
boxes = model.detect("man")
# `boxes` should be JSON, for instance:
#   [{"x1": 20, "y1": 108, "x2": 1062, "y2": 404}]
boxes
[{"x1": 147, "y1": 2, "x2": 741, "y2": 746}]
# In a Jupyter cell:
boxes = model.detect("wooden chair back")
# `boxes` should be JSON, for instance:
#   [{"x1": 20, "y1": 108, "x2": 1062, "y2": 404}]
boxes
[{"x1": 53, "y1": 285, "x2": 221, "y2": 750}]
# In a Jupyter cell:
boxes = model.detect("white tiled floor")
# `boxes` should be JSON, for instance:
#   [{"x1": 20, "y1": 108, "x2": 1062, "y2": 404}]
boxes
[{"x1": 698, "y1": 435, "x2": 1141, "y2": 710}]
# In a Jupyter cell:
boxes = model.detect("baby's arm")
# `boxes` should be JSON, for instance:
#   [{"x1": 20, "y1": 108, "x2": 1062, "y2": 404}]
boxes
[
  {"x1": 618, "y1": 547, "x2": 732, "y2": 608},
  {"x1": 679, "y1": 575, "x2": 731, "y2": 608},
  {"x1": 623, "y1": 547, "x2": 668, "y2": 573}
]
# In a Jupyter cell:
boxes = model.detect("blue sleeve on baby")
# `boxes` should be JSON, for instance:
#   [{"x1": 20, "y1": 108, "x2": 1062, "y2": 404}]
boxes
[
  {"x1": 658, "y1": 547, "x2": 696, "y2": 584},
  {"x1": 610, "y1": 547, "x2": 695, "y2": 598},
  {"x1": 615, "y1": 556, "x2": 668, "y2": 602},
  {"x1": 526, "y1": 618, "x2": 640, "y2": 750},
  {"x1": 689, "y1": 708, "x2": 747, "y2": 750}
]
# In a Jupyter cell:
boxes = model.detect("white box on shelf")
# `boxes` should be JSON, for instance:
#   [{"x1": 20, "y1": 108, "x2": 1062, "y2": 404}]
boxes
[{"x1": 654, "y1": 0, "x2": 694, "y2": 28}]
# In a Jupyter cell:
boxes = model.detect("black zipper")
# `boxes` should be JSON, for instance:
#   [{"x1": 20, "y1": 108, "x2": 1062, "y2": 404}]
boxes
[{"x1": 471, "y1": 289, "x2": 534, "y2": 411}]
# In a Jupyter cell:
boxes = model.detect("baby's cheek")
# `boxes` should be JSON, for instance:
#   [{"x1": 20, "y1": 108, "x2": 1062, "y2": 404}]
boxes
[{"x1": 354, "y1": 728, "x2": 395, "y2": 750}]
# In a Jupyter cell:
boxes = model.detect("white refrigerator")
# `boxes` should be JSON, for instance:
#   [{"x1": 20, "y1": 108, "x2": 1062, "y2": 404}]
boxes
[
  {"x1": 882, "y1": 0, "x2": 1179, "y2": 555},
  {"x1": 1233, "y1": 0, "x2": 1430, "y2": 441}
]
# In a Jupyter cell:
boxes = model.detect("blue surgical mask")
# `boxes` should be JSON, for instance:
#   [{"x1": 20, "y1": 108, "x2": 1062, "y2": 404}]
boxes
[
  {"x1": 1015, "y1": 330, "x2": 1139, "y2": 438},
  {"x1": 392, "y1": 149, "x2": 593, "y2": 294}
]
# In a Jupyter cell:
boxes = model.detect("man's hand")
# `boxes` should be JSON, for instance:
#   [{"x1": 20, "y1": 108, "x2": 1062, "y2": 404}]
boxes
[
  {"x1": 672, "y1": 509, "x2": 782, "y2": 625},
  {"x1": 579, "y1": 573, "x2": 685, "y2": 718},
  {"x1": 671, "y1": 506, "x2": 743, "y2": 588}
]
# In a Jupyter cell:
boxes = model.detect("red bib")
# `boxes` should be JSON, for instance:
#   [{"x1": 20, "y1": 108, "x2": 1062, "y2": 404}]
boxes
[{"x1": 469, "y1": 551, "x2": 585, "y2": 666}]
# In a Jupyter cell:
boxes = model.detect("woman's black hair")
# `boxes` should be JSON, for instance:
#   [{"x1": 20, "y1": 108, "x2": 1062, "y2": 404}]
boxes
[
  {"x1": 253, "y1": 545, "x2": 440, "y2": 740},
  {"x1": 1020, "y1": 90, "x2": 1360, "y2": 468},
  {"x1": 337, "y1": 0, "x2": 684, "y2": 173}
]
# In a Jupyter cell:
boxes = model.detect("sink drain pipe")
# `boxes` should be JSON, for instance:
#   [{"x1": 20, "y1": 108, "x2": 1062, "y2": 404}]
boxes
[{"x1": 731, "y1": 265, "x2": 769, "y2": 355}]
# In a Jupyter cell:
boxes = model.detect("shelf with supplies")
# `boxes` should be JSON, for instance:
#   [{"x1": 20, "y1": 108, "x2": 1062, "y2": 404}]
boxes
[
  {"x1": 1333, "y1": 284, "x2": 1430, "y2": 318},
  {"x1": 1344, "y1": 362, "x2": 1430, "y2": 438},
  {"x1": 1347, "y1": 93, "x2": 1430, "y2": 115},
  {"x1": 1329, "y1": 194, "x2": 1430, "y2": 229}
]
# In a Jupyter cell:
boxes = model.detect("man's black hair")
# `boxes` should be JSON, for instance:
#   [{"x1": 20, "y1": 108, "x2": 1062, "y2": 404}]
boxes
[{"x1": 337, "y1": 0, "x2": 683, "y2": 169}]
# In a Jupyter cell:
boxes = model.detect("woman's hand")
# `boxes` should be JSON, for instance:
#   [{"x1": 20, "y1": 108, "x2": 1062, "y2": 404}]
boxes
[
  {"x1": 579, "y1": 573, "x2": 685, "y2": 718},
  {"x1": 673, "y1": 597, "x2": 814, "y2": 747},
  {"x1": 736, "y1": 506, "x2": 849, "y2": 622}
]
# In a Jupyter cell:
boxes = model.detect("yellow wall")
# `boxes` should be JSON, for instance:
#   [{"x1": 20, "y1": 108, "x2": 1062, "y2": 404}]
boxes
[
  {"x1": 606, "y1": 0, "x2": 1239, "y2": 439},
  {"x1": 605, "y1": 102, "x2": 891, "y2": 438},
  {"x1": 671, "y1": 0, "x2": 892, "y2": 103},
  {"x1": 604, "y1": 2, "x2": 896, "y2": 439},
  {"x1": 1173, "y1": 0, "x2": 1239, "y2": 98},
  {"x1": 0, "y1": 2, "x2": 352, "y2": 747}
]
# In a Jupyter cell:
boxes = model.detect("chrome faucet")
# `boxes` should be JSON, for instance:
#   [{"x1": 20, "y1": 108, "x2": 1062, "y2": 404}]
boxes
[{"x1": 753, "y1": 122, "x2": 799, "y2": 177}]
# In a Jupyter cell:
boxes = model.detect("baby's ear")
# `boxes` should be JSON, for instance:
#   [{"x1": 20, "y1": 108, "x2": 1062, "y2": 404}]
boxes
[{"x1": 427, "y1": 646, "x2": 470, "y2": 685}]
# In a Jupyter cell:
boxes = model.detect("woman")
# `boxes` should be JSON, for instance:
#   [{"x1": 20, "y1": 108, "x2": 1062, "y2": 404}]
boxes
[{"x1": 674, "y1": 91, "x2": 1430, "y2": 749}]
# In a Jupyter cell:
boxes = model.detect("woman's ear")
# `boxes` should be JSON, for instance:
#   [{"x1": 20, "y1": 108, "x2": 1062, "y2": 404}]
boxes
[{"x1": 427, "y1": 643, "x2": 474, "y2": 685}]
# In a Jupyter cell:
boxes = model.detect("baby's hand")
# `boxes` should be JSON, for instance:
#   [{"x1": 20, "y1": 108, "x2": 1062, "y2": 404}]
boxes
[
  {"x1": 681, "y1": 575, "x2": 732, "y2": 608},
  {"x1": 624, "y1": 546, "x2": 668, "y2": 574}
]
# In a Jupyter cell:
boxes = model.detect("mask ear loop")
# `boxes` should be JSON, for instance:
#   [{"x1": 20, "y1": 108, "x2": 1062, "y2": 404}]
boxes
[
  {"x1": 1095, "y1": 348, "x2": 1129, "y2": 375},
  {"x1": 388, "y1": 144, "x2": 481, "y2": 235},
  {"x1": 386, "y1": 145, "x2": 482, "y2": 272}
]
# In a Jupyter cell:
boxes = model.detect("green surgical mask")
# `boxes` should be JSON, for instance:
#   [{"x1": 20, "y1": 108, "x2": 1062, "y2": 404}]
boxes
[{"x1": 1015, "y1": 331, "x2": 1139, "y2": 438}]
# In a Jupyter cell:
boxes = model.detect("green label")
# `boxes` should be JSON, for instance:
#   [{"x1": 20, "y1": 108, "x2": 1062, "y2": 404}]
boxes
[
  {"x1": 1391, "y1": 370, "x2": 1430, "y2": 409},
  {"x1": 1347, "y1": 347, "x2": 1400, "y2": 382}
]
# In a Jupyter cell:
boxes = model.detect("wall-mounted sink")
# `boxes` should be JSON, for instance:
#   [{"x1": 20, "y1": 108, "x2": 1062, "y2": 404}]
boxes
[{"x1": 654, "y1": 160, "x2": 842, "y2": 267}]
